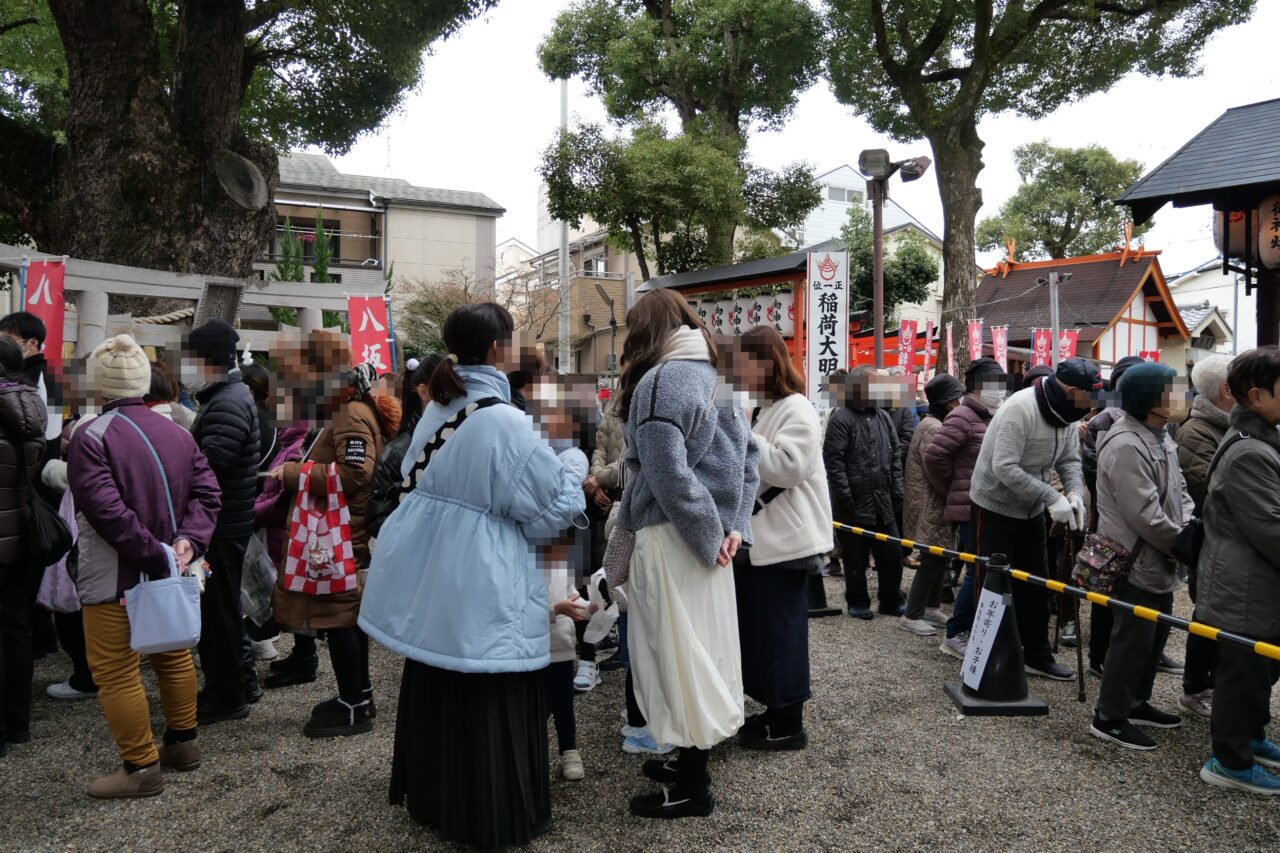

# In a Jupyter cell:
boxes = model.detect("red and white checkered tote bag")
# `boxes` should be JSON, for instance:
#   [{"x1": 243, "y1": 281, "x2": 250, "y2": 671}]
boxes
[{"x1": 282, "y1": 462, "x2": 358, "y2": 597}]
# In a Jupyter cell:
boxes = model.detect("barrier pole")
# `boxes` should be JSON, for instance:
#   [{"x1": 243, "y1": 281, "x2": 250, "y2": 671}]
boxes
[{"x1": 833, "y1": 521, "x2": 1280, "y2": 663}]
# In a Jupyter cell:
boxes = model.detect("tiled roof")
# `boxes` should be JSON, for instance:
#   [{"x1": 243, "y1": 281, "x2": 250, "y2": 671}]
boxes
[
  {"x1": 640, "y1": 239, "x2": 845, "y2": 291},
  {"x1": 278, "y1": 153, "x2": 504, "y2": 214},
  {"x1": 1177, "y1": 301, "x2": 1214, "y2": 332},
  {"x1": 975, "y1": 256, "x2": 1160, "y2": 344},
  {"x1": 1118, "y1": 97, "x2": 1280, "y2": 223}
]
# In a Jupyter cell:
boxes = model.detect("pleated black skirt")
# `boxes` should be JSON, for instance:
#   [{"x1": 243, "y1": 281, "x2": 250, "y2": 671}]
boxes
[
  {"x1": 734, "y1": 552, "x2": 816, "y2": 709},
  {"x1": 390, "y1": 659, "x2": 550, "y2": 849}
]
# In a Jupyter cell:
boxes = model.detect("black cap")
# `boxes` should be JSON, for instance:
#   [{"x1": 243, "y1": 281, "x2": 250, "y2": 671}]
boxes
[
  {"x1": 185, "y1": 319, "x2": 240, "y2": 368},
  {"x1": 1056, "y1": 357, "x2": 1104, "y2": 392},
  {"x1": 1022, "y1": 363, "x2": 1055, "y2": 389},
  {"x1": 924, "y1": 374, "x2": 965, "y2": 406},
  {"x1": 964, "y1": 356, "x2": 1005, "y2": 391},
  {"x1": 1108, "y1": 355, "x2": 1145, "y2": 391}
]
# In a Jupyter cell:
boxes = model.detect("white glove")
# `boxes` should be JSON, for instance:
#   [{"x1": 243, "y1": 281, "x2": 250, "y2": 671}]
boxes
[
  {"x1": 1048, "y1": 494, "x2": 1074, "y2": 526},
  {"x1": 1067, "y1": 493, "x2": 1086, "y2": 532}
]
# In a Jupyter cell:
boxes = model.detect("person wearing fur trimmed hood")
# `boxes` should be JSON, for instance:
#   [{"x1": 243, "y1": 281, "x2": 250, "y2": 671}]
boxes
[{"x1": 265, "y1": 331, "x2": 402, "y2": 739}]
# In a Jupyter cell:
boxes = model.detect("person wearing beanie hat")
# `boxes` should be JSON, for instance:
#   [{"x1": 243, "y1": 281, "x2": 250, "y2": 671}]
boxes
[
  {"x1": 185, "y1": 322, "x2": 262, "y2": 725},
  {"x1": 1022, "y1": 363, "x2": 1055, "y2": 389},
  {"x1": 89, "y1": 335, "x2": 152, "y2": 401},
  {"x1": 1078, "y1": 354, "x2": 1173, "y2": 668},
  {"x1": 1089, "y1": 360, "x2": 1192, "y2": 750},
  {"x1": 899, "y1": 374, "x2": 966, "y2": 637},
  {"x1": 65, "y1": 347, "x2": 222, "y2": 798},
  {"x1": 965, "y1": 357, "x2": 1008, "y2": 411}
]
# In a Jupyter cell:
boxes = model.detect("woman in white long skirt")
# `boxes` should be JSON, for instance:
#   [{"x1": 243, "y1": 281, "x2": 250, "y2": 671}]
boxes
[{"x1": 612, "y1": 289, "x2": 758, "y2": 819}]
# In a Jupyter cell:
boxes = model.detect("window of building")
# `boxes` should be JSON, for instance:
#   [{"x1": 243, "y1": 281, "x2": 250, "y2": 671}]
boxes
[
  {"x1": 309, "y1": 271, "x2": 341, "y2": 284},
  {"x1": 274, "y1": 218, "x2": 341, "y2": 264},
  {"x1": 584, "y1": 254, "x2": 607, "y2": 276},
  {"x1": 826, "y1": 186, "x2": 863, "y2": 204}
]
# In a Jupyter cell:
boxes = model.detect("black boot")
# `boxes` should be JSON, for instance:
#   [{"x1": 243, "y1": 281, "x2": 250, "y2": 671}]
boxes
[
  {"x1": 264, "y1": 652, "x2": 318, "y2": 688},
  {"x1": 302, "y1": 697, "x2": 374, "y2": 739},
  {"x1": 740, "y1": 704, "x2": 807, "y2": 751}
]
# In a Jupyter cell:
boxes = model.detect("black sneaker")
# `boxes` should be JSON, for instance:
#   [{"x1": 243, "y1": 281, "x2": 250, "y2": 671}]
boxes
[
  {"x1": 598, "y1": 651, "x2": 625, "y2": 672},
  {"x1": 1025, "y1": 661, "x2": 1075, "y2": 682},
  {"x1": 878, "y1": 601, "x2": 907, "y2": 617},
  {"x1": 740, "y1": 713, "x2": 768, "y2": 739},
  {"x1": 847, "y1": 606, "x2": 873, "y2": 620},
  {"x1": 303, "y1": 697, "x2": 374, "y2": 739},
  {"x1": 1156, "y1": 653, "x2": 1185, "y2": 675},
  {"x1": 1129, "y1": 702, "x2": 1182, "y2": 729},
  {"x1": 642, "y1": 756, "x2": 682, "y2": 785},
  {"x1": 740, "y1": 726, "x2": 808, "y2": 751},
  {"x1": 244, "y1": 683, "x2": 263, "y2": 705},
  {"x1": 268, "y1": 651, "x2": 318, "y2": 674},
  {"x1": 196, "y1": 694, "x2": 250, "y2": 725},
  {"x1": 629, "y1": 788, "x2": 714, "y2": 819},
  {"x1": 1089, "y1": 714, "x2": 1157, "y2": 750},
  {"x1": 264, "y1": 656, "x2": 318, "y2": 688}
]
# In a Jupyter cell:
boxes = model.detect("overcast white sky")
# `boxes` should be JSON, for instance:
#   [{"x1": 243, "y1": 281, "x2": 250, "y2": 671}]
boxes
[{"x1": 329, "y1": 2, "x2": 1280, "y2": 278}]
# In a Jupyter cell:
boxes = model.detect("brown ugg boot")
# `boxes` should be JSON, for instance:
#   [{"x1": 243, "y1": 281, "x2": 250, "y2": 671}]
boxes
[
  {"x1": 158, "y1": 738, "x2": 202, "y2": 772},
  {"x1": 87, "y1": 764, "x2": 164, "y2": 799}
]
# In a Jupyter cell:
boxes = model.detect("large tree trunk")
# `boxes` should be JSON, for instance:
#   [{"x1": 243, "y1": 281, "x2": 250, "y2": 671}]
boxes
[
  {"x1": 930, "y1": 120, "x2": 985, "y2": 372},
  {"x1": 12, "y1": 0, "x2": 277, "y2": 314}
]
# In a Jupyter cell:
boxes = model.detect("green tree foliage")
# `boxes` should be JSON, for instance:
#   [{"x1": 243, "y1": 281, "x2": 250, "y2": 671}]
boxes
[
  {"x1": 841, "y1": 206, "x2": 939, "y2": 314},
  {"x1": 537, "y1": 0, "x2": 824, "y2": 272},
  {"x1": 541, "y1": 122, "x2": 819, "y2": 279},
  {"x1": 825, "y1": 0, "x2": 1254, "y2": 365},
  {"x1": 976, "y1": 142, "x2": 1149, "y2": 260}
]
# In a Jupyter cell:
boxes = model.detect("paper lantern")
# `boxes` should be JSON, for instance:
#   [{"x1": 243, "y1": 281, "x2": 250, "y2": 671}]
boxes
[
  {"x1": 1261, "y1": 194, "x2": 1280, "y2": 270},
  {"x1": 696, "y1": 299, "x2": 714, "y2": 330},
  {"x1": 710, "y1": 299, "x2": 732, "y2": 336},
  {"x1": 1214, "y1": 209, "x2": 1258, "y2": 261},
  {"x1": 769, "y1": 290, "x2": 795, "y2": 337},
  {"x1": 743, "y1": 296, "x2": 766, "y2": 330}
]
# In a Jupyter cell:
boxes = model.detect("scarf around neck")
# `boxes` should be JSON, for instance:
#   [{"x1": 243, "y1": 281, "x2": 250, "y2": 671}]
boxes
[
  {"x1": 660, "y1": 325, "x2": 712, "y2": 363},
  {"x1": 1034, "y1": 375, "x2": 1089, "y2": 428}
]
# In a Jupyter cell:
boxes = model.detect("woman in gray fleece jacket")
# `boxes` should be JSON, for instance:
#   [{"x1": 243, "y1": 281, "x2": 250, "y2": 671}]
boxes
[{"x1": 614, "y1": 289, "x2": 758, "y2": 820}]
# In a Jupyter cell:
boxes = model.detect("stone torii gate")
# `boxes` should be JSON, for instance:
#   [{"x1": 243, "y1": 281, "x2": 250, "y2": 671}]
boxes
[{"x1": 0, "y1": 241, "x2": 384, "y2": 355}]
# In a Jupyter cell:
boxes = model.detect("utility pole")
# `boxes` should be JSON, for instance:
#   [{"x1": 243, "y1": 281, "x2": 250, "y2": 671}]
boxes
[
  {"x1": 870, "y1": 178, "x2": 886, "y2": 368},
  {"x1": 1048, "y1": 270, "x2": 1061, "y2": 368},
  {"x1": 557, "y1": 78, "x2": 571, "y2": 375}
]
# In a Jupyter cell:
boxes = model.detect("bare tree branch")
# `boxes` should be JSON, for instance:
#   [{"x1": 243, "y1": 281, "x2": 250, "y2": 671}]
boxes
[{"x1": 0, "y1": 17, "x2": 38, "y2": 37}]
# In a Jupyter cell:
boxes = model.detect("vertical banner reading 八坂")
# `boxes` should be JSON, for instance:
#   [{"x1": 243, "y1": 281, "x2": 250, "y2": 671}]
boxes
[
  {"x1": 897, "y1": 318, "x2": 917, "y2": 371},
  {"x1": 991, "y1": 325, "x2": 1008, "y2": 372},
  {"x1": 1058, "y1": 329, "x2": 1080, "y2": 361},
  {"x1": 805, "y1": 251, "x2": 848, "y2": 405},
  {"x1": 967, "y1": 319, "x2": 984, "y2": 361},
  {"x1": 1031, "y1": 329, "x2": 1052, "y2": 367},
  {"x1": 946, "y1": 322, "x2": 955, "y2": 377},
  {"x1": 23, "y1": 261, "x2": 65, "y2": 373},
  {"x1": 347, "y1": 295, "x2": 392, "y2": 375}
]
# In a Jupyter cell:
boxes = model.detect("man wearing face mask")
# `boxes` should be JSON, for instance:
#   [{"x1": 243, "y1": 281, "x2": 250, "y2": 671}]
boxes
[
  {"x1": 969, "y1": 357, "x2": 1099, "y2": 681},
  {"x1": 183, "y1": 319, "x2": 262, "y2": 724}
]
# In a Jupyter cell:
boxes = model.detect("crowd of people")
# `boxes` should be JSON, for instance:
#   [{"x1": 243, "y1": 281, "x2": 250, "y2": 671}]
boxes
[{"x1": 0, "y1": 295, "x2": 1279, "y2": 845}]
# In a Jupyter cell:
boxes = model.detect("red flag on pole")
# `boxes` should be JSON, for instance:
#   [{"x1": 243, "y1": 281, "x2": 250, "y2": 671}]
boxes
[
  {"x1": 967, "y1": 319, "x2": 984, "y2": 360},
  {"x1": 24, "y1": 261, "x2": 65, "y2": 373},
  {"x1": 991, "y1": 325, "x2": 1008, "y2": 371},
  {"x1": 897, "y1": 318, "x2": 917, "y2": 371},
  {"x1": 1058, "y1": 329, "x2": 1080, "y2": 360},
  {"x1": 946, "y1": 322, "x2": 955, "y2": 377},
  {"x1": 347, "y1": 295, "x2": 392, "y2": 375},
  {"x1": 922, "y1": 320, "x2": 936, "y2": 379},
  {"x1": 1031, "y1": 329, "x2": 1052, "y2": 367}
]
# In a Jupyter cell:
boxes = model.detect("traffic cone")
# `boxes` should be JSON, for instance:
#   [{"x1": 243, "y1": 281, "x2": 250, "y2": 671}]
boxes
[
  {"x1": 807, "y1": 570, "x2": 841, "y2": 618},
  {"x1": 943, "y1": 554, "x2": 1049, "y2": 716}
]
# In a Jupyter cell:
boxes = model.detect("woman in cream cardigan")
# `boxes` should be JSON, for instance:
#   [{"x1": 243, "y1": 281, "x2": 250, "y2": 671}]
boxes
[{"x1": 733, "y1": 326, "x2": 833, "y2": 750}]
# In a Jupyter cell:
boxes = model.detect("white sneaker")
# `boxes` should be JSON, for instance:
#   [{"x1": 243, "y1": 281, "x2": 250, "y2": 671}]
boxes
[
  {"x1": 1179, "y1": 689, "x2": 1213, "y2": 719},
  {"x1": 922, "y1": 608, "x2": 949, "y2": 628},
  {"x1": 46, "y1": 679, "x2": 96, "y2": 701},
  {"x1": 573, "y1": 660, "x2": 600, "y2": 692},
  {"x1": 898, "y1": 616, "x2": 937, "y2": 636},
  {"x1": 251, "y1": 638, "x2": 279, "y2": 662},
  {"x1": 939, "y1": 633, "x2": 968, "y2": 660},
  {"x1": 561, "y1": 749, "x2": 584, "y2": 781}
]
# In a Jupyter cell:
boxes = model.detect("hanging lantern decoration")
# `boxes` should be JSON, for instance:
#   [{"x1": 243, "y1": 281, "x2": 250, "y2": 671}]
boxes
[
  {"x1": 1261, "y1": 194, "x2": 1280, "y2": 270},
  {"x1": 769, "y1": 289, "x2": 795, "y2": 337}
]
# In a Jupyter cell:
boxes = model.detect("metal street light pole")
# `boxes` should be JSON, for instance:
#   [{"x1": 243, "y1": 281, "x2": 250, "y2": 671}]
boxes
[
  {"x1": 557, "y1": 78, "x2": 571, "y2": 375},
  {"x1": 1048, "y1": 270, "x2": 1061, "y2": 368}
]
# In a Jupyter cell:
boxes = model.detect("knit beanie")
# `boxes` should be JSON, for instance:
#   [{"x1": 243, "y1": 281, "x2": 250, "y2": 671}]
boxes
[
  {"x1": 1022, "y1": 363, "x2": 1055, "y2": 389},
  {"x1": 90, "y1": 334, "x2": 151, "y2": 400},
  {"x1": 1118, "y1": 362, "x2": 1178, "y2": 420},
  {"x1": 1109, "y1": 355, "x2": 1145, "y2": 392},
  {"x1": 924, "y1": 374, "x2": 965, "y2": 406},
  {"x1": 964, "y1": 357, "x2": 1004, "y2": 392},
  {"x1": 185, "y1": 319, "x2": 240, "y2": 367}
]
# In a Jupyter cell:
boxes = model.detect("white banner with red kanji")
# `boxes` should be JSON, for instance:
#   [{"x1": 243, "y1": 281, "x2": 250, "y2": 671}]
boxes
[
  {"x1": 805, "y1": 252, "x2": 848, "y2": 405},
  {"x1": 991, "y1": 326, "x2": 1008, "y2": 372},
  {"x1": 1031, "y1": 329, "x2": 1053, "y2": 367},
  {"x1": 347, "y1": 295, "x2": 392, "y2": 375},
  {"x1": 23, "y1": 261, "x2": 65, "y2": 374}
]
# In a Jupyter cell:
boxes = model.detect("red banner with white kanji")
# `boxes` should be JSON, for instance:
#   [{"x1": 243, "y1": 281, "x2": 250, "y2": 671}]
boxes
[
  {"x1": 946, "y1": 322, "x2": 955, "y2": 377},
  {"x1": 1139, "y1": 350, "x2": 1160, "y2": 363},
  {"x1": 922, "y1": 320, "x2": 936, "y2": 380},
  {"x1": 967, "y1": 319, "x2": 984, "y2": 361},
  {"x1": 991, "y1": 325, "x2": 1008, "y2": 372},
  {"x1": 1058, "y1": 329, "x2": 1080, "y2": 361},
  {"x1": 347, "y1": 296, "x2": 392, "y2": 376},
  {"x1": 1031, "y1": 329, "x2": 1052, "y2": 367},
  {"x1": 24, "y1": 261, "x2": 64, "y2": 373},
  {"x1": 897, "y1": 318, "x2": 917, "y2": 372}
]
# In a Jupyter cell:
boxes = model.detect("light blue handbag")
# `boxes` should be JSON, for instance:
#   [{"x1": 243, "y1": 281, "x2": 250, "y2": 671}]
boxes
[{"x1": 116, "y1": 412, "x2": 202, "y2": 654}]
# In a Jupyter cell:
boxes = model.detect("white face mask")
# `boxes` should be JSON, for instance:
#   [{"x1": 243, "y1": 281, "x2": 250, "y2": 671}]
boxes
[{"x1": 978, "y1": 390, "x2": 1005, "y2": 410}]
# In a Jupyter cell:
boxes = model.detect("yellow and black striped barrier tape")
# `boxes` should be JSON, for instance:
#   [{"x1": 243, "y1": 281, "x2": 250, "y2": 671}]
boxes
[{"x1": 832, "y1": 521, "x2": 1280, "y2": 663}]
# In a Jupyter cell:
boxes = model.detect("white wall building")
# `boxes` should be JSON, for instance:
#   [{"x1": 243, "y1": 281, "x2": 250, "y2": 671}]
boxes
[{"x1": 1167, "y1": 257, "x2": 1256, "y2": 352}]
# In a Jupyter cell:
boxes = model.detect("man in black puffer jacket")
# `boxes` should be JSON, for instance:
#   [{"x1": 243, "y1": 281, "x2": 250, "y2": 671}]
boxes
[
  {"x1": 184, "y1": 319, "x2": 261, "y2": 723},
  {"x1": 824, "y1": 366, "x2": 905, "y2": 620}
]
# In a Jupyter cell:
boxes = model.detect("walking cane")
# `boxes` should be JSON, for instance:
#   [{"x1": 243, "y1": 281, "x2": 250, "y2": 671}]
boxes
[{"x1": 1064, "y1": 534, "x2": 1086, "y2": 703}]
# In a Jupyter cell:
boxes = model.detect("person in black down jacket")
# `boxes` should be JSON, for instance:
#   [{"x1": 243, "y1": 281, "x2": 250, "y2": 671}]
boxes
[
  {"x1": 366, "y1": 354, "x2": 441, "y2": 539},
  {"x1": 0, "y1": 335, "x2": 47, "y2": 755},
  {"x1": 183, "y1": 319, "x2": 261, "y2": 724},
  {"x1": 824, "y1": 366, "x2": 905, "y2": 620}
]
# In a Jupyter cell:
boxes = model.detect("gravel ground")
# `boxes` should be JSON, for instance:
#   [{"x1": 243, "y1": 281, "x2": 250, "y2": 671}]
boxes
[{"x1": 3, "y1": 572, "x2": 1279, "y2": 851}]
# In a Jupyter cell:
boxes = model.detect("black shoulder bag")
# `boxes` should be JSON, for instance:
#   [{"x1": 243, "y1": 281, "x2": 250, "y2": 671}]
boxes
[
  {"x1": 395, "y1": 397, "x2": 505, "y2": 502},
  {"x1": 1170, "y1": 431, "x2": 1251, "y2": 569},
  {"x1": 4, "y1": 418, "x2": 72, "y2": 568}
]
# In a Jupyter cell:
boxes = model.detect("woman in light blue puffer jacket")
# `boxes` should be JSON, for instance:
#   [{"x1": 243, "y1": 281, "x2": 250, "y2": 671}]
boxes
[{"x1": 359, "y1": 303, "x2": 585, "y2": 849}]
